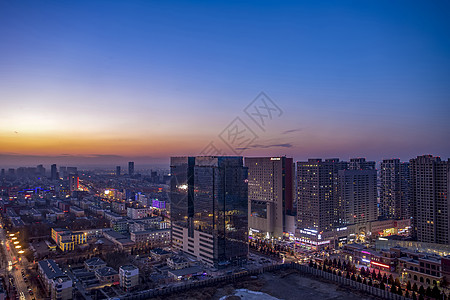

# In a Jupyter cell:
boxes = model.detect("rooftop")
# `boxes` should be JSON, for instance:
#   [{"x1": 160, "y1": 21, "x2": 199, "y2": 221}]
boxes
[
  {"x1": 38, "y1": 259, "x2": 64, "y2": 279},
  {"x1": 85, "y1": 257, "x2": 106, "y2": 266},
  {"x1": 120, "y1": 265, "x2": 138, "y2": 271},
  {"x1": 151, "y1": 248, "x2": 170, "y2": 255},
  {"x1": 95, "y1": 266, "x2": 118, "y2": 277}
]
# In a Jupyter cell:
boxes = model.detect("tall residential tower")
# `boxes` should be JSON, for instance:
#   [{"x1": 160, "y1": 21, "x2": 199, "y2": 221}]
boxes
[
  {"x1": 337, "y1": 158, "x2": 377, "y2": 226},
  {"x1": 246, "y1": 157, "x2": 294, "y2": 239},
  {"x1": 296, "y1": 158, "x2": 347, "y2": 232},
  {"x1": 380, "y1": 159, "x2": 410, "y2": 220},
  {"x1": 409, "y1": 155, "x2": 450, "y2": 245}
]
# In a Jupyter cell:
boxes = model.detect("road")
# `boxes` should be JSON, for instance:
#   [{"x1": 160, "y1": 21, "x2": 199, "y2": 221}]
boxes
[{"x1": 0, "y1": 226, "x2": 32, "y2": 300}]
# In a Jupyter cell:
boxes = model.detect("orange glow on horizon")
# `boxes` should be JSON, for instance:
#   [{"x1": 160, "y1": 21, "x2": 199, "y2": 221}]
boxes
[{"x1": 0, "y1": 131, "x2": 210, "y2": 157}]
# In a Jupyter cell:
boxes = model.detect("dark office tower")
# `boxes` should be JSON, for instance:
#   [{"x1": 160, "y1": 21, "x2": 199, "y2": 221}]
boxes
[
  {"x1": 338, "y1": 158, "x2": 377, "y2": 226},
  {"x1": 170, "y1": 157, "x2": 195, "y2": 232},
  {"x1": 170, "y1": 156, "x2": 248, "y2": 268},
  {"x1": 36, "y1": 164, "x2": 45, "y2": 176},
  {"x1": 128, "y1": 162, "x2": 134, "y2": 176},
  {"x1": 116, "y1": 166, "x2": 121, "y2": 177},
  {"x1": 380, "y1": 159, "x2": 410, "y2": 220},
  {"x1": 69, "y1": 174, "x2": 79, "y2": 192},
  {"x1": 151, "y1": 171, "x2": 158, "y2": 183},
  {"x1": 50, "y1": 164, "x2": 58, "y2": 180},
  {"x1": 410, "y1": 155, "x2": 450, "y2": 245},
  {"x1": 1, "y1": 169, "x2": 5, "y2": 178},
  {"x1": 8, "y1": 169, "x2": 15, "y2": 176},
  {"x1": 296, "y1": 158, "x2": 347, "y2": 232},
  {"x1": 59, "y1": 166, "x2": 67, "y2": 178},
  {"x1": 246, "y1": 157, "x2": 294, "y2": 239}
]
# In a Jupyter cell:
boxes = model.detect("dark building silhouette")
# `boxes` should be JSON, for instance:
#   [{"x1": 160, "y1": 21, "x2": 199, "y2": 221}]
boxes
[
  {"x1": 170, "y1": 156, "x2": 248, "y2": 267},
  {"x1": 128, "y1": 162, "x2": 134, "y2": 176},
  {"x1": 51, "y1": 164, "x2": 59, "y2": 181}
]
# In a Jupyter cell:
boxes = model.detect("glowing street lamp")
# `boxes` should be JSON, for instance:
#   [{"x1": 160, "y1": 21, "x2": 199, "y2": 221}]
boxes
[
  {"x1": 13, "y1": 241, "x2": 19, "y2": 245},
  {"x1": 15, "y1": 245, "x2": 21, "y2": 249},
  {"x1": 11, "y1": 237, "x2": 17, "y2": 240},
  {"x1": 9, "y1": 233, "x2": 14, "y2": 237},
  {"x1": 18, "y1": 250, "x2": 25, "y2": 254}
]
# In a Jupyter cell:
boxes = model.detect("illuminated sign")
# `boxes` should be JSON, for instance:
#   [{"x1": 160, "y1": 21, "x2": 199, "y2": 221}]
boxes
[{"x1": 270, "y1": 157, "x2": 281, "y2": 160}]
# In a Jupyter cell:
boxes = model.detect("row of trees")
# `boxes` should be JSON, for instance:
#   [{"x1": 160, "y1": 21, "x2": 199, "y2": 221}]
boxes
[
  {"x1": 310, "y1": 260, "x2": 448, "y2": 300},
  {"x1": 249, "y1": 238, "x2": 294, "y2": 257}
]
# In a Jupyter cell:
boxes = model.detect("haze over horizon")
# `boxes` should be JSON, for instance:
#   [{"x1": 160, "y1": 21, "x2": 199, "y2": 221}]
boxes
[{"x1": 1, "y1": 1, "x2": 449, "y2": 167}]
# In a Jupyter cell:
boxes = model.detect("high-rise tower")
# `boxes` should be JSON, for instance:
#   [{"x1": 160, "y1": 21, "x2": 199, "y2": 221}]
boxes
[
  {"x1": 170, "y1": 156, "x2": 248, "y2": 267},
  {"x1": 409, "y1": 155, "x2": 449, "y2": 244}
]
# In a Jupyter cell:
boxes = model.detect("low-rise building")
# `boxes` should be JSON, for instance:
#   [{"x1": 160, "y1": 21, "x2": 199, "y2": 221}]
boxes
[
  {"x1": 112, "y1": 219, "x2": 129, "y2": 233},
  {"x1": 103, "y1": 230, "x2": 135, "y2": 251},
  {"x1": 150, "y1": 248, "x2": 171, "y2": 261},
  {"x1": 95, "y1": 267, "x2": 119, "y2": 284},
  {"x1": 104, "y1": 211, "x2": 123, "y2": 222},
  {"x1": 112, "y1": 201, "x2": 126, "y2": 214},
  {"x1": 127, "y1": 207, "x2": 152, "y2": 219},
  {"x1": 130, "y1": 228, "x2": 170, "y2": 248},
  {"x1": 119, "y1": 265, "x2": 139, "y2": 291},
  {"x1": 167, "y1": 255, "x2": 194, "y2": 270},
  {"x1": 343, "y1": 243, "x2": 398, "y2": 272},
  {"x1": 397, "y1": 251, "x2": 444, "y2": 287},
  {"x1": 69, "y1": 206, "x2": 85, "y2": 217},
  {"x1": 343, "y1": 244, "x2": 449, "y2": 287},
  {"x1": 51, "y1": 228, "x2": 86, "y2": 251},
  {"x1": 84, "y1": 257, "x2": 107, "y2": 271},
  {"x1": 38, "y1": 259, "x2": 73, "y2": 300}
]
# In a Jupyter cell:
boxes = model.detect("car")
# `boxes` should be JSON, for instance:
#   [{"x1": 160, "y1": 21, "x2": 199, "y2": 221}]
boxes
[{"x1": 29, "y1": 290, "x2": 34, "y2": 295}]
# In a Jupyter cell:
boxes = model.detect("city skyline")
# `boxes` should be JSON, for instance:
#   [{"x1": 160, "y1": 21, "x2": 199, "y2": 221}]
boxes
[{"x1": 1, "y1": 1, "x2": 450, "y2": 166}]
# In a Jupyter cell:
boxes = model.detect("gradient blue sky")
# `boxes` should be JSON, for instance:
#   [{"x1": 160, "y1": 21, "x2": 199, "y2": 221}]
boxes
[{"x1": 0, "y1": 1, "x2": 449, "y2": 167}]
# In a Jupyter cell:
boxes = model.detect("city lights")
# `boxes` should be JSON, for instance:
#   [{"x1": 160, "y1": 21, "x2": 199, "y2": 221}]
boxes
[{"x1": 0, "y1": 1, "x2": 448, "y2": 298}]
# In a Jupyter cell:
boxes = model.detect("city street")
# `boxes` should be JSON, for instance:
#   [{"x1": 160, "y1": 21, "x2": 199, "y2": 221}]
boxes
[{"x1": 0, "y1": 226, "x2": 31, "y2": 300}]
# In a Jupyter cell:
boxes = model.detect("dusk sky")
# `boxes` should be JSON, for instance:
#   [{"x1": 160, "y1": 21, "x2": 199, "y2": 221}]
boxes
[{"x1": 1, "y1": 1, "x2": 449, "y2": 167}]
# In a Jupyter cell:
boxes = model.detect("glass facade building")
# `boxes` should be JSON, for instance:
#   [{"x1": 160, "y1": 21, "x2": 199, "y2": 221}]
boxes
[{"x1": 170, "y1": 156, "x2": 248, "y2": 267}]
